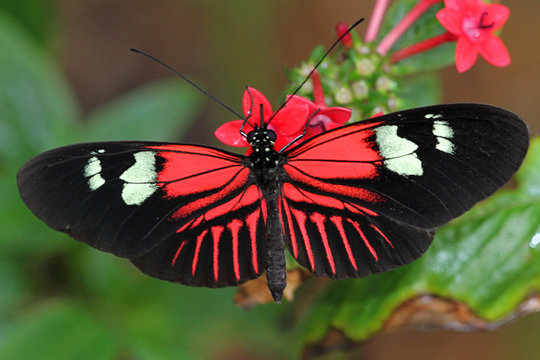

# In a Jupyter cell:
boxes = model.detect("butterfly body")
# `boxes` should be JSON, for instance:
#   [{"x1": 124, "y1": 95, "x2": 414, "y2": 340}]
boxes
[
  {"x1": 246, "y1": 124, "x2": 288, "y2": 302},
  {"x1": 17, "y1": 104, "x2": 529, "y2": 303}
]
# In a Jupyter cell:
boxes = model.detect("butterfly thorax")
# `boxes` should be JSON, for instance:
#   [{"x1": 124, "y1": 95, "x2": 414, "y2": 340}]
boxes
[{"x1": 246, "y1": 127, "x2": 284, "y2": 182}]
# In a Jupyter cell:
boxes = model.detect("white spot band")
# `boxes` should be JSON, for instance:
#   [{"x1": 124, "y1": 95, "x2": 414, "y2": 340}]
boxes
[
  {"x1": 119, "y1": 151, "x2": 158, "y2": 205},
  {"x1": 433, "y1": 120, "x2": 455, "y2": 154},
  {"x1": 375, "y1": 125, "x2": 423, "y2": 176},
  {"x1": 84, "y1": 155, "x2": 105, "y2": 191}
]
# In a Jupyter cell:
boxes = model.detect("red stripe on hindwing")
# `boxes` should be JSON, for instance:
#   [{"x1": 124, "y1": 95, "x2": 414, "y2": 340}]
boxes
[
  {"x1": 281, "y1": 197, "x2": 298, "y2": 257},
  {"x1": 330, "y1": 216, "x2": 358, "y2": 271},
  {"x1": 310, "y1": 213, "x2": 336, "y2": 275},
  {"x1": 227, "y1": 219, "x2": 242, "y2": 281},
  {"x1": 212, "y1": 226, "x2": 224, "y2": 281},
  {"x1": 172, "y1": 241, "x2": 187, "y2": 266},
  {"x1": 192, "y1": 229, "x2": 208, "y2": 276},
  {"x1": 348, "y1": 220, "x2": 378, "y2": 261},
  {"x1": 290, "y1": 209, "x2": 315, "y2": 271},
  {"x1": 245, "y1": 210, "x2": 261, "y2": 274},
  {"x1": 370, "y1": 223, "x2": 394, "y2": 248}
]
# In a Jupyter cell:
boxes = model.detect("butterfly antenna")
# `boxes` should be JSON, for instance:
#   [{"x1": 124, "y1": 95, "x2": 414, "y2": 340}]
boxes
[
  {"x1": 268, "y1": 18, "x2": 364, "y2": 124},
  {"x1": 130, "y1": 48, "x2": 245, "y2": 119}
]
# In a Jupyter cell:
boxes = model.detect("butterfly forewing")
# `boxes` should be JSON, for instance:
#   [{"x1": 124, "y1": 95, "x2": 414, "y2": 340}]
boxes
[
  {"x1": 18, "y1": 142, "x2": 266, "y2": 286},
  {"x1": 280, "y1": 104, "x2": 528, "y2": 276}
]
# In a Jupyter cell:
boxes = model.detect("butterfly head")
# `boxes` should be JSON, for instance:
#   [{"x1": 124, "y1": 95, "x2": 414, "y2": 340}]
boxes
[
  {"x1": 245, "y1": 102, "x2": 278, "y2": 160},
  {"x1": 246, "y1": 126, "x2": 277, "y2": 147}
]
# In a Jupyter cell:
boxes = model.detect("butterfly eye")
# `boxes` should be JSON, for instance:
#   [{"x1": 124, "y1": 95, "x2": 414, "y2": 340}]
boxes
[
  {"x1": 247, "y1": 131, "x2": 255, "y2": 144},
  {"x1": 267, "y1": 130, "x2": 277, "y2": 142}
]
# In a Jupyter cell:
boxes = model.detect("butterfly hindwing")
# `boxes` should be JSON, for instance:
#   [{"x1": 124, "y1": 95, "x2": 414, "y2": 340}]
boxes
[
  {"x1": 279, "y1": 184, "x2": 434, "y2": 278},
  {"x1": 17, "y1": 142, "x2": 266, "y2": 286},
  {"x1": 132, "y1": 182, "x2": 267, "y2": 287},
  {"x1": 281, "y1": 104, "x2": 528, "y2": 276}
]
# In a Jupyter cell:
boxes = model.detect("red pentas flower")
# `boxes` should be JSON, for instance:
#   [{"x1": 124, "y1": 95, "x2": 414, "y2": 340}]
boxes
[
  {"x1": 214, "y1": 87, "x2": 309, "y2": 152},
  {"x1": 335, "y1": 22, "x2": 353, "y2": 49},
  {"x1": 285, "y1": 71, "x2": 351, "y2": 138},
  {"x1": 437, "y1": 0, "x2": 510, "y2": 72}
]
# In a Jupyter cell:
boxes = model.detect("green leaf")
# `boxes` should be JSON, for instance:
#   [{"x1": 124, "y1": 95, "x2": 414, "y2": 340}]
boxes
[
  {"x1": 0, "y1": 301, "x2": 116, "y2": 360},
  {"x1": 0, "y1": 2, "x2": 57, "y2": 45},
  {"x1": 300, "y1": 136, "x2": 540, "y2": 352},
  {"x1": 397, "y1": 72, "x2": 442, "y2": 108},
  {"x1": 82, "y1": 78, "x2": 202, "y2": 142},
  {"x1": 0, "y1": 12, "x2": 78, "y2": 168},
  {"x1": 0, "y1": 11, "x2": 79, "y2": 249},
  {"x1": 380, "y1": 0, "x2": 455, "y2": 75},
  {"x1": 517, "y1": 137, "x2": 540, "y2": 196}
]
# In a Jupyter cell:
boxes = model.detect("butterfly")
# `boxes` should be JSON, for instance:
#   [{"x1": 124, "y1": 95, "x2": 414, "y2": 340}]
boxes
[{"x1": 17, "y1": 91, "x2": 529, "y2": 303}]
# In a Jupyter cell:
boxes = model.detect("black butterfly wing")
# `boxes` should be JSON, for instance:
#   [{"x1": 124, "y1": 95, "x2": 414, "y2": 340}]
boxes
[
  {"x1": 17, "y1": 142, "x2": 266, "y2": 287},
  {"x1": 280, "y1": 104, "x2": 529, "y2": 278}
]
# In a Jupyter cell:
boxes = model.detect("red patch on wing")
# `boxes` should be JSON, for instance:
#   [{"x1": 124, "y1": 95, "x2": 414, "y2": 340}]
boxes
[
  {"x1": 285, "y1": 122, "x2": 383, "y2": 181},
  {"x1": 146, "y1": 144, "x2": 244, "y2": 198}
]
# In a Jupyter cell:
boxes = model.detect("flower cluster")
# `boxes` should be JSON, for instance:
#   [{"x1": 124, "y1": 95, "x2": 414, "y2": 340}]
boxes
[{"x1": 216, "y1": 0, "x2": 511, "y2": 148}]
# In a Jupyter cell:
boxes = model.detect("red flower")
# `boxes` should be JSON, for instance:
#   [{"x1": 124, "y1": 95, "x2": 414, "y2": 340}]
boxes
[
  {"x1": 285, "y1": 71, "x2": 351, "y2": 138},
  {"x1": 437, "y1": 0, "x2": 510, "y2": 72},
  {"x1": 335, "y1": 22, "x2": 353, "y2": 49},
  {"x1": 215, "y1": 87, "x2": 309, "y2": 152}
]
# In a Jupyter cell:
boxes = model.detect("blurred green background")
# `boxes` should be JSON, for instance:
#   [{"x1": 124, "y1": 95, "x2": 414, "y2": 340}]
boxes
[{"x1": 0, "y1": 0, "x2": 539, "y2": 359}]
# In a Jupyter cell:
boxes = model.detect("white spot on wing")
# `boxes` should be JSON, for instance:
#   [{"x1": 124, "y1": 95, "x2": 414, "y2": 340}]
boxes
[
  {"x1": 119, "y1": 151, "x2": 158, "y2": 205},
  {"x1": 375, "y1": 125, "x2": 423, "y2": 176},
  {"x1": 384, "y1": 153, "x2": 423, "y2": 176},
  {"x1": 433, "y1": 120, "x2": 455, "y2": 154},
  {"x1": 433, "y1": 120, "x2": 453, "y2": 138},
  {"x1": 84, "y1": 156, "x2": 105, "y2": 191}
]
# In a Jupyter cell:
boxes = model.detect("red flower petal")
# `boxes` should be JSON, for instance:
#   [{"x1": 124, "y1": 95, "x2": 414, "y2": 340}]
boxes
[
  {"x1": 477, "y1": 33, "x2": 511, "y2": 67},
  {"x1": 214, "y1": 120, "x2": 250, "y2": 147},
  {"x1": 485, "y1": 3, "x2": 510, "y2": 32},
  {"x1": 320, "y1": 107, "x2": 352, "y2": 124},
  {"x1": 455, "y1": 36, "x2": 478, "y2": 72},
  {"x1": 286, "y1": 95, "x2": 318, "y2": 112},
  {"x1": 443, "y1": 0, "x2": 462, "y2": 11},
  {"x1": 436, "y1": 8, "x2": 463, "y2": 35},
  {"x1": 274, "y1": 136, "x2": 295, "y2": 152},
  {"x1": 242, "y1": 87, "x2": 273, "y2": 125},
  {"x1": 271, "y1": 103, "x2": 309, "y2": 136}
]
